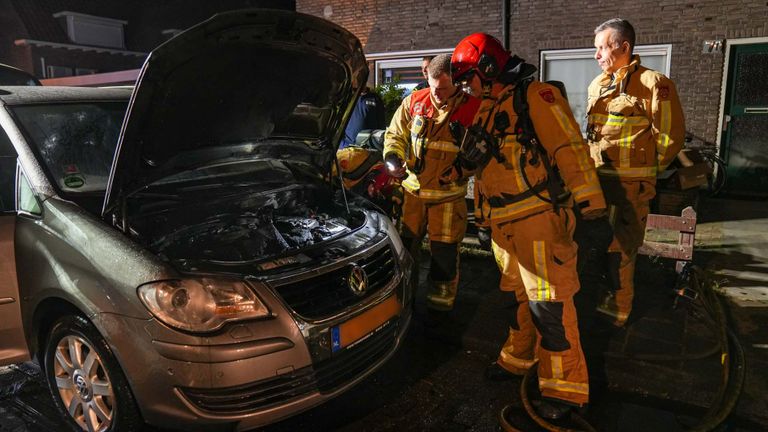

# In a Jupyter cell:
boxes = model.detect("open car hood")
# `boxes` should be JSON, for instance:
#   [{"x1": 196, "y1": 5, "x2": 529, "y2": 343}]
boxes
[{"x1": 103, "y1": 9, "x2": 367, "y2": 214}]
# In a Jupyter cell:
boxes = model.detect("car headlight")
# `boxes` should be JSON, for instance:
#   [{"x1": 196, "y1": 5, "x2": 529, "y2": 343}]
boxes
[
  {"x1": 380, "y1": 214, "x2": 405, "y2": 258},
  {"x1": 138, "y1": 278, "x2": 270, "y2": 332}
]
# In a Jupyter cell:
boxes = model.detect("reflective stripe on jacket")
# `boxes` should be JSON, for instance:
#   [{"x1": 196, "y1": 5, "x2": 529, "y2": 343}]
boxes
[
  {"x1": 475, "y1": 80, "x2": 605, "y2": 224},
  {"x1": 384, "y1": 88, "x2": 480, "y2": 202},
  {"x1": 587, "y1": 55, "x2": 685, "y2": 181}
]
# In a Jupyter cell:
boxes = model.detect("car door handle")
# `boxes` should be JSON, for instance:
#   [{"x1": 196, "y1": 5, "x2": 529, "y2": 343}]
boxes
[
  {"x1": 0, "y1": 297, "x2": 16, "y2": 305},
  {"x1": 744, "y1": 107, "x2": 768, "y2": 113}
]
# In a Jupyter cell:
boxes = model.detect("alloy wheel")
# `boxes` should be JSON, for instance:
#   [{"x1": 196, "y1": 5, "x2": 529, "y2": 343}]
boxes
[{"x1": 53, "y1": 334, "x2": 115, "y2": 432}]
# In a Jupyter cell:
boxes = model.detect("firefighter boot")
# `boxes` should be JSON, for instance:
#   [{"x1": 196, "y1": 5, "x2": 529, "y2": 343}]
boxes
[
  {"x1": 485, "y1": 362, "x2": 524, "y2": 381},
  {"x1": 533, "y1": 398, "x2": 578, "y2": 421},
  {"x1": 426, "y1": 279, "x2": 457, "y2": 311},
  {"x1": 596, "y1": 252, "x2": 631, "y2": 326}
]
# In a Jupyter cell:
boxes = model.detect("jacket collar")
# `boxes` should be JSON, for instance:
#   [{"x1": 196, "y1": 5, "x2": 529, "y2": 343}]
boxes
[
  {"x1": 598, "y1": 55, "x2": 642, "y2": 95},
  {"x1": 612, "y1": 55, "x2": 641, "y2": 83}
]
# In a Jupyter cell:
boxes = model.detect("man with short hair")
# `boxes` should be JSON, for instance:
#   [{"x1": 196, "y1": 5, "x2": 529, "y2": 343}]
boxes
[
  {"x1": 587, "y1": 18, "x2": 685, "y2": 326},
  {"x1": 383, "y1": 53, "x2": 480, "y2": 311},
  {"x1": 411, "y1": 56, "x2": 433, "y2": 92}
]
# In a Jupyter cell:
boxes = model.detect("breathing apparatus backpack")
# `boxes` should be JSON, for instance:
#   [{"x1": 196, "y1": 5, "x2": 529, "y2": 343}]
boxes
[
  {"x1": 452, "y1": 78, "x2": 571, "y2": 214},
  {"x1": 511, "y1": 78, "x2": 571, "y2": 213}
]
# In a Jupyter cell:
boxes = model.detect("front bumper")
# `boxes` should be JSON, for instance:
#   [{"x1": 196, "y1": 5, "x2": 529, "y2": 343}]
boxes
[{"x1": 97, "y1": 250, "x2": 413, "y2": 431}]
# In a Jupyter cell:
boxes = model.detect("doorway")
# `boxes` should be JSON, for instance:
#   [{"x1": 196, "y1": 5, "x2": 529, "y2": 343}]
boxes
[{"x1": 719, "y1": 40, "x2": 768, "y2": 196}]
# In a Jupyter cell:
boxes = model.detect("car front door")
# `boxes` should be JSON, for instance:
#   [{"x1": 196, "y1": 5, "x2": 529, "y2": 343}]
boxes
[{"x1": 0, "y1": 126, "x2": 29, "y2": 365}]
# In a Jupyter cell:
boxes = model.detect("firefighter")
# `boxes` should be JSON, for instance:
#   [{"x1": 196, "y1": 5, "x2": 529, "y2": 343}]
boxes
[
  {"x1": 411, "y1": 56, "x2": 433, "y2": 93},
  {"x1": 587, "y1": 18, "x2": 685, "y2": 326},
  {"x1": 340, "y1": 87, "x2": 385, "y2": 149},
  {"x1": 383, "y1": 53, "x2": 480, "y2": 311},
  {"x1": 451, "y1": 33, "x2": 607, "y2": 418}
]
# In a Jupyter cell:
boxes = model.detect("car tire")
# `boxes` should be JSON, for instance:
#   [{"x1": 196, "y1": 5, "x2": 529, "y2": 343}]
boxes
[{"x1": 42, "y1": 314, "x2": 143, "y2": 432}]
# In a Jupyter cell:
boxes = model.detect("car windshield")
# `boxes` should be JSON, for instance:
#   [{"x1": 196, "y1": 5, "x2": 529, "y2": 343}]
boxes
[{"x1": 11, "y1": 102, "x2": 127, "y2": 195}]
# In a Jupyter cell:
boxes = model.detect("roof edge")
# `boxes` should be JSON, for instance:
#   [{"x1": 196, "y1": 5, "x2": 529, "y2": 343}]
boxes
[{"x1": 14, "y1": 39, "x2": 146, "y2": 57}]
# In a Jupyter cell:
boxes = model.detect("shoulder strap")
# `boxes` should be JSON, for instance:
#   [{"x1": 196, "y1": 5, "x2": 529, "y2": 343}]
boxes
[
  {"x1": 547, "y1": 80, "x2": 568, "y2": 101},
  {"x1": 513, "y1": 78, "x2": 536, "y2": 148},
  {"x1": 511, "y1": 79, "x2": 570, "y2": 213}
]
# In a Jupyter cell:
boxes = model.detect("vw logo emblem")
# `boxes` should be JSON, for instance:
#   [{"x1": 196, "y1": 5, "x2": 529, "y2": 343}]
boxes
[{"x1": 347, "y1": 264, "x2": 368, "y2": 296}]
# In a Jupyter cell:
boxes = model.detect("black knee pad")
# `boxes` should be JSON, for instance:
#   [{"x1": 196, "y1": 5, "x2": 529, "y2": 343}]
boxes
[
  {"x1": 430, "y1": 241, "x2": 458, "y2": 281},
  {"x1": 529, "y1": 301, "x2": 570, "y2": 352}
]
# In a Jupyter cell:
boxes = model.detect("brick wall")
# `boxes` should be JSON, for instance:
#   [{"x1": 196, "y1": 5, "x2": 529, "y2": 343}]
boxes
[
  {"x1": 297, "y1": 0, "x2": 768, "y2": 145},
  {"x1": 296, "y1": 0, "x2": 503, "y2": 53}
]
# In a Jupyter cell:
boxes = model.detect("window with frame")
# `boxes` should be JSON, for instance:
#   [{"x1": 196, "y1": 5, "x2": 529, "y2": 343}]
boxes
[
  {"x1": 369, "y1": 49, "x2": 453, "y2": 92},
  {"x1": 46, "y1": 65, "x2": 74, "y2": 78},
  {"x1": 540, "y1": 44, "x2": 672, "y2": 133},
  {"x1": 375, "y1": 58, "x2": 424, "y2": 92}
]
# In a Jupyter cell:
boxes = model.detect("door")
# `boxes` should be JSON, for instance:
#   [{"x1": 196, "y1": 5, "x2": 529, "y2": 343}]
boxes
[
  {"x1": 721, "y1": 43, "x2": 768, "y2": 195},
  {"x1": 0, "y1": 127, "x2": 29, "y2": 365}
]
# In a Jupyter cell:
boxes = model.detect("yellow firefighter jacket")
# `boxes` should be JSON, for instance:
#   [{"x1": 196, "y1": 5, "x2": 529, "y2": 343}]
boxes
[
  {"x1": 383, "y1": 88, "x2": 480, "y2": 203},
  {"x1": 586, "y1": 55, "x2": 685, "y2": 182},
  {"x1": 475, "y1": 80, "x2": 605, "y2": 224}
]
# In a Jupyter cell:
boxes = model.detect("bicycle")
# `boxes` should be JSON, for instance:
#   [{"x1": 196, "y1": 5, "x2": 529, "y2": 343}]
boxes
[{"x1": 681, "y1": 132, "x2": 727, "y2": 197}]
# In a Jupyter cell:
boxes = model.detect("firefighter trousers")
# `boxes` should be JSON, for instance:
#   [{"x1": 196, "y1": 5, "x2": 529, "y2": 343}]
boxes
[
  {"x1": 400, "y1": 191, "x2": 467, "y2": 310},
  {"x1": 599, "y1": 179, "x2": 654, "y2": 325},
  {"x1": 490, "y1": 208, "x2": 589, "y2": 406}
]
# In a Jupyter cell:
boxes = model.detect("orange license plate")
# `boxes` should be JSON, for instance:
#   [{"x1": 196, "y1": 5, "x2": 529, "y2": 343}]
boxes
[{"x1": 331, "y1": 296, "x2": 401, "y2": 352}]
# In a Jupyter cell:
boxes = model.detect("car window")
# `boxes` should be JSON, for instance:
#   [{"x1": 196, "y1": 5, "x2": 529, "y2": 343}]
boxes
[
  {"x1": 10, "y1": 102, "x2": 126, "y2": 196},
  {"x1": 0, "y1": 128, "x2": 17, "y2": 212},
  {"x1": 17, "y1": 170, "x2": 40, "y2": 215}
]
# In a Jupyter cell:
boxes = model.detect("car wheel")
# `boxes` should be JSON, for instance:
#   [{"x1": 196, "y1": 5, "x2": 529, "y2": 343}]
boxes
[{"x1": 43, "y1": 314, "x2": 143, "y2": 432}]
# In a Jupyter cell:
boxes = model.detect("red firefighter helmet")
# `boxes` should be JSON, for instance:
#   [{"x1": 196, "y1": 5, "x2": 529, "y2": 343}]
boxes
[{"x1": 451, "y1": 33, "x2": 510, "y2": 83}]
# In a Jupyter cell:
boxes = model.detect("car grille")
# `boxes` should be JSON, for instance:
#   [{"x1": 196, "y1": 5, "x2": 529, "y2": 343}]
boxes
[
  {"x1": 180, "y1": 319, "x2": 399, "y2": 414},
  {"x1": 273, "y1": 244, "x2": 397, "y2": 320},
  {"x1": 181, "y1": 368, "x2": 317, "y2": 414}
]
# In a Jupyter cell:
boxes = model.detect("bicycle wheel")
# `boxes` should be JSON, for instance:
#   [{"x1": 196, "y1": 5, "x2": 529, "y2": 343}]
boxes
[{"x1": 702, "y1": 151, "x2": 727, "y2": 196}]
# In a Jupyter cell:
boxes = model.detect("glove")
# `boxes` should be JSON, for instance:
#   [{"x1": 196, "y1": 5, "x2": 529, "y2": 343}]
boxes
[
  {"x1": 574, "y1": 212, "x2": 613, "y2": 276},
  {"x1": 439, "y1": 164, "x2": 460, "y2": 185},
  {"x1": 575, "y1": 214, "x2": 612, "y2": 250},
  {"x1": 384, "y1": 153, "x2": 406, "y2": 178},
  {"x1": 439, "y1": 154, "x2": 475, "y2": 185},
  {"x1": 389, "y1": 184, "x2": 404, "y2": 219},
  {"x1": 477, "y1": 226, "x2": 492, "y2": 251},
  {"x1": 456, "y1": 152, "x2": 478, "y2": 171},
  {"x1": 581, "y1": 208, "x2": 608, "y2": 220}
]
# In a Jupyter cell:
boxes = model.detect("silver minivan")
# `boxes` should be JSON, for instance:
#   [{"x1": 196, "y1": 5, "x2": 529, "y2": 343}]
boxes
[{"x1": 0, "y1": 9, "x2": 412, "y2": 432}]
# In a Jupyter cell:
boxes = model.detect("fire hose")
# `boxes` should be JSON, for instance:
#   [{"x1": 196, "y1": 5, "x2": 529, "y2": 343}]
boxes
[{"x1": 498, "y1": 264, "x2": 745, "y2": 432}]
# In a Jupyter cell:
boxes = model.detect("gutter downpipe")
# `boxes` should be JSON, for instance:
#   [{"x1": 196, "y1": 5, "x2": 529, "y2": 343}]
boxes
[{"x1": 502, "y1": 0, "x2": 510, "y2": 49}]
